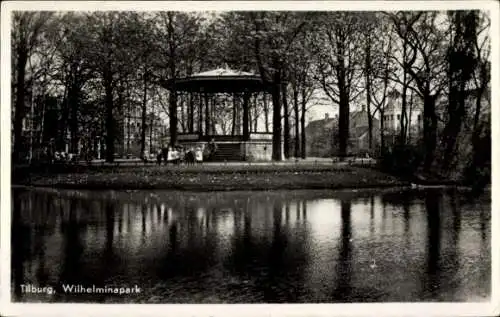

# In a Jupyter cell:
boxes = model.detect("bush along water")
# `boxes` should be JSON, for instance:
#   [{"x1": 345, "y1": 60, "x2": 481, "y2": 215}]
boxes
[
  {"x1": 463, "y1": 133, "x2": 491, "y2": 195},
  {"x1": 379, "y1": 143, "x2": 424, "y2": 180}
]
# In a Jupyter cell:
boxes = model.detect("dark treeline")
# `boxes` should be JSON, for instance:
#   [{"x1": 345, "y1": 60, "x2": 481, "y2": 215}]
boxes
[{"x1": 11, "y1": 11, "x2": 491, "y2": 185}]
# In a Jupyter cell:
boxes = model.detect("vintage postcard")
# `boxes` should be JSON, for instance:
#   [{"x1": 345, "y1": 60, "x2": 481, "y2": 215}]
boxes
[{"x1": 1, "y1": 1, "x2": 499, "y2": 316}]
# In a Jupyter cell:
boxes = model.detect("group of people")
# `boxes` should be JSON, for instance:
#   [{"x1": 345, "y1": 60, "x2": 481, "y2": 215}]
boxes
[
  {"x1": 156, "y1": 145, "x2": 203, "y2": 165},
  {"x1": 33, "y1": 143, "x2": 78, "y2": 164},
  {"x1": 156, "y1": 139, "x2": 218, "y2": 165}
]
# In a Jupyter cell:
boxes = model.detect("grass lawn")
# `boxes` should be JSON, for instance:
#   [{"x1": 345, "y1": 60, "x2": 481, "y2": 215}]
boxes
[{"x1": 12, "y1": 163, "x2": 409, "y2": 191}]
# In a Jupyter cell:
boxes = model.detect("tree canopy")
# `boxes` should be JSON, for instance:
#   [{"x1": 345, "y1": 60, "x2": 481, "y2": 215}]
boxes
[{"x1": 11, "y1": 10, "x2": 491, "y2": 184}]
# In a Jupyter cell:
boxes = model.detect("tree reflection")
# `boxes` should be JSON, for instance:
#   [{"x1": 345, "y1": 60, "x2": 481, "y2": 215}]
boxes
[
  {"x1": 369, "y1": 196, "x2": 375, "y2": 236},
  {"x1": 381, "y1": 198, "x2": 387, "y2": 234},
  {"x1": 12, "y1": 189, "x2": 28, "y2": 300},
  {"x1": 480, "y1": 205, "x2": 486, "y2": 242},
  {"x1": 447, "y1": 192, "x2": 461, "y2": 297},
  {"x1": 223, "y1": 196, "x2": 310, "y2": 302},
  {"x1": 402, "y1": 196, "x2": 411, "y2": 235},
  {"x1": 268, "y1": 198, "x2": 285, "y2": 273},
  {"x1": 186, "y1": 205, "x2": 198, "y2": 246},
  {"x1": 332, "y1": 199, "x2": 353, "y2": 300},
  {"x1": 169, "y1": 221, "x2": 178, "y2": 253},
  {"x1": 105, "y1": 201, "x2": 115, "y2": 252},
  {"x1": 11, "y1": 189, "x2": 490, "y2": 303},
  {"x1": 141, "y1": 204, "x2": 147, "y2": 241},
  {"x1": 423, "y1": 190, "x2": 442, "y2": 298},
  {"x1": 59, "y1": 198, "x2": 85, "y2": 286},
  {"x1": 34, "y1": 193, "x2": 51, "y2": 286}
]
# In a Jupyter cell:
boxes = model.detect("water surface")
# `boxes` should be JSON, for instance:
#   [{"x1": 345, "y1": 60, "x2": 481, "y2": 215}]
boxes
[{"x1": 11, "y1": 187, "x2": 490, "y2": 303}]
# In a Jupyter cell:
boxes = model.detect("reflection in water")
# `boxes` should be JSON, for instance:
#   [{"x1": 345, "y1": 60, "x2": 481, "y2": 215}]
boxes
[
  {"x1": 11, "y1": 191, "x2": 26, "y2": 299},
  {"x1": 11, "y1": 188, "x2": 491, "y2": 303},
  {"x1": 424, "y1": 191, "x2": 442, "y2": 299},
  {"x1": 332, "y1": 200, "x2": 352, "y2": 299}
]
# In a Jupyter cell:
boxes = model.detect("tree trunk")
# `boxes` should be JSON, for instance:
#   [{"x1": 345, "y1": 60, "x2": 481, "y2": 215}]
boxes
[
  {"x1": 301, "y1": 86, "x2": 307, "y2": 159},
  {"x1": 204, "y1": 93, "x2": 209, "y2": 137},
  {"x1": 39, "y1": 94, "x2": 46, "y2": 145},
  {"x1": 272, "y1": 72, "x2": 282, "y2": 161},
  {"x1": 282, "y1": 82, "x2": 290, "y2": 159},
  {"x1": 442, "y1": 83, "x2": 465, "y2": 170},
  {"x1": 69, "y1": 81, "x2": 79, "y2": 154},
  {"x1": 293, "y1": 85, "x2": 300, "y2": 158},
  {"x1": 367, "y1": 108, "x2": 373, "y2": 154},
  {"x1": 379, "y1": 108, "x2": 385, "y2": 156},
  {"x1": 243, "y1": 92, "x2": 250, "y2": 140},
  {"x1": 13, "y1": 47, "x2": 29, "y2": 163},
  {"x1": 253, "y1": 94, "x2": 258, "y2": 132},
  {"x1": 149, "y1": 112, "x2": 153, "y2": 154},
  {"x1": 169, "y1": 90, "x2": 178, "y2": 146},
  {"x1": 140, "y1": 73, "x2": 148, "y2": 159},
  {"x1": 338, "y1": 93, "x2": 349, "y2": 159},
  {"x1": 473, "y1": 84, "x2": 486, "y2": 138},
  {"x1": 407, "y1": 91, "x2": 414, "y2": 142},
  {"x1": 470, "y1": 77, "x2": 488, "y2": 182},
  {"x1": 423, "y1": 93, "x2": 437, "y2": 172},
  {"x1": 263, "y1": 93, "x2": 270, "y2": 133},
  {"x1": 104, "y1": 74, "x2": 115, "y2": 163},
  {"x1": 248, "y1": 94, "x2": 253, "y2": 133},
  {"x1": 337, "y1": 39, "x2": 349, "y2": 159},
  {"x1": 399, "y1": 41, "x2": 409, "y2": 146},
  {"x1": 442, "y1": 13, "x2": 477, "y2": 171},
  {"x1": 167, "y1": 12, "x2": 178, "y2": 146},
  {"x1": 58, "y1": 83, "x2": 69, "y2": 151},
  {"x1": 365, "y1": 39, "x2": 373, "y2": 153}
]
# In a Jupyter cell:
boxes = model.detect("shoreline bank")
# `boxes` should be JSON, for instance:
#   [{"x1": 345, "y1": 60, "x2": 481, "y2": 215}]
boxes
[{"x1": 11, "y1": 164, "x2": 475, "y2": 192}]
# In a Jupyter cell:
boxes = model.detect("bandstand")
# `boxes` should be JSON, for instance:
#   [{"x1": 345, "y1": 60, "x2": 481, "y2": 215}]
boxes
[{"x1": 162, "y1": 68, "x2": 275, "y2": 161}]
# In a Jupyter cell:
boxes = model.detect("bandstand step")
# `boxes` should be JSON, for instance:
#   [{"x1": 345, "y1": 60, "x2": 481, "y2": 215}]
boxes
[{"x1": 211, "y1": 143, "x2": 243, "y2": 161}]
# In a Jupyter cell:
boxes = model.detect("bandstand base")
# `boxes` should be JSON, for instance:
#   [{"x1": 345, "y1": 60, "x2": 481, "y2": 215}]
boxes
[{"x1": 177, "y1": 134, "x2": 273, "y2": 162}]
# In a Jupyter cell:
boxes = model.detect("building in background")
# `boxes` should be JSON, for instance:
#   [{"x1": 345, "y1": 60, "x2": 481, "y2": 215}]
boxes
[
  {"x1": 305, "y1": 113, "x2": 337, "y2": 157},
  {"x1": 305, "y1": 105, "x2": 380, "y2": 157},
  {"x1": 381, "y1": 95, "x2": 423, "y2": 147},
  {"x1": 121, "y1": 110, "x2": 168, "y2": 158}
]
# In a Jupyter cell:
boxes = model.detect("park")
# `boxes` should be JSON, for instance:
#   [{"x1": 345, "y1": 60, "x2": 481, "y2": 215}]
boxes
[{"x1": 7, "y1": 8, "x2": 493, "y2": 306}]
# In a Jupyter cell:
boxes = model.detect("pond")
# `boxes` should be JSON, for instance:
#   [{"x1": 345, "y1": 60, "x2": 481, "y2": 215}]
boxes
[{"x1": 11, "y1": 187, "x2": 490, "y2": 303}]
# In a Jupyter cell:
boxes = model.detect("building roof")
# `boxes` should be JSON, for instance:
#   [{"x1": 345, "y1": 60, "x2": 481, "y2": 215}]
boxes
[{"x1": 306, "y1": 117, "x2": 337, "y2": 132}]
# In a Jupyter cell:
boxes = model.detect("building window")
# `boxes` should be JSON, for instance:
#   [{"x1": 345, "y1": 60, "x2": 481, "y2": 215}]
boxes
[
  {"x1": 397, "y1": 114, "x2": 400, "y2": 120},
  {"x1": 417, "y1": 115, "x2": 421, "y2": 121}
]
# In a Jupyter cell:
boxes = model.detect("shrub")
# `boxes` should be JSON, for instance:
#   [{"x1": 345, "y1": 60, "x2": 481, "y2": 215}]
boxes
[
  {"x1": 379, "y1": 143, "x2": 423, "y2": 178},
  {"x1": 463, "y1": 133, "x2": 491, "y2": 193}
]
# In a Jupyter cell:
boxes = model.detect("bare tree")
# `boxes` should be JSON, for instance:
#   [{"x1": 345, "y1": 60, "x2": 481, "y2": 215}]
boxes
[
  {"x1": 316, "y1": 12, "x2": 364, "y2": 158},
  {"x1": 11, "y1": 12, "x2": 55, "y2": 163},
  {"x1": 390, "y1": 12, "x2": 448, "y2": 171}
]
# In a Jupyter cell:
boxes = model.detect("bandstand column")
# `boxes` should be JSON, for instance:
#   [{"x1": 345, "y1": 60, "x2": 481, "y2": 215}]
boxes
[
  {"x1": 243, "y1": 91, "x2": 250, "y2": 141},
  {"x1": 204, "y1": 92, "x2": 210, "y2": 137},
  {"x1": 189, "y1": 93, "x2": 194, "y2": 133},
  {"x1": 198, "y1": 92, "x2": 203, "y2": 136}
]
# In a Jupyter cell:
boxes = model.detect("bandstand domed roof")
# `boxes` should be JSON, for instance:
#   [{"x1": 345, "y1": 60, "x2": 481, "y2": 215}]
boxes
[
  {"x1": 193, "y1": 68, "x2": 256, "y2": 77},
  {"x1": 162, "y1": 67, "x2": 270, "y2": 93}
]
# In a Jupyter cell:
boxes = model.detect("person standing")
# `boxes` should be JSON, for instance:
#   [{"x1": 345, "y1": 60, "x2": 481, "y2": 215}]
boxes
[{"x1": 208, "y1": 138, "x2": 217, "y2": 161}]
